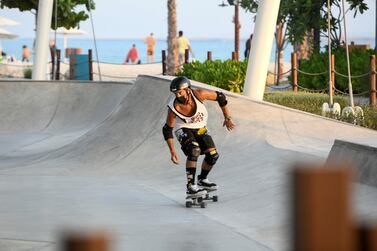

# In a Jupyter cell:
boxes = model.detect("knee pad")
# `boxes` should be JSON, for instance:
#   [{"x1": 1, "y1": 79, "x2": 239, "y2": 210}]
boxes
[
  {"x1": 186, "y1": 141, "x2": 201, "y2": 161},
  {"x1": 204, "y1": 149, "x2": 219, "y2": 165}
]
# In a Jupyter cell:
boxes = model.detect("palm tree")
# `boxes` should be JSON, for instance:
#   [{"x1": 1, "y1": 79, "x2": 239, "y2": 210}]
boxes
[{"x1": 167, "y1": 0, "x2": 178, "y2": 75}]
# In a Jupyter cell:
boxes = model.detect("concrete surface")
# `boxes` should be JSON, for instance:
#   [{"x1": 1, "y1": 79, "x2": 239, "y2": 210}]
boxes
[
  {"x1": 328, "y1": 139, "x2": 377, "y2": 187},
  {"x1": 1, "y1": 75, "x2": 377, "y2": 251}
]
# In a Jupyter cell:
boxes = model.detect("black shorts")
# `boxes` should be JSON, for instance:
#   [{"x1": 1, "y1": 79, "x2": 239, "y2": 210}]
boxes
[{"x1": 175, "y1": 127, "x2": 216, "y2": 156}]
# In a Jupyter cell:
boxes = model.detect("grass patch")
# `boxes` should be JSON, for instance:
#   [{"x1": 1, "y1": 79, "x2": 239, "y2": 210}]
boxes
[{"x1": 264, "y1": 91, "x2": 377, "y2": 130}]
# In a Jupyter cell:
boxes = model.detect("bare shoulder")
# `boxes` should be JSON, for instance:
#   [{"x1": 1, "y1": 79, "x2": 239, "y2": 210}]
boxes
[{"x1": 193, "y1": 89, "x2": 217, "y2": 102}]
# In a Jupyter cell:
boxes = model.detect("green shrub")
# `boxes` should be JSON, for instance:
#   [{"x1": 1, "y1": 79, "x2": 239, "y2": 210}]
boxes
[
  {"x1": 23, "y1": 68, "x2": 32, "y2": 79},
  {"x1": 296, "y1": 48, "x2": 374, "y2": 94},
  {"x1": 177, "y1": 60, "x2": 247, "y2": 93}
]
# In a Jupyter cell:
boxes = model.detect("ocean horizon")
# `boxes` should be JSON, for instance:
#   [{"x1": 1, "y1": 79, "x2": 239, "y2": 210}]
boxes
[{"x1": 1, "y1": 37, "x2": 375, "y2": 65}]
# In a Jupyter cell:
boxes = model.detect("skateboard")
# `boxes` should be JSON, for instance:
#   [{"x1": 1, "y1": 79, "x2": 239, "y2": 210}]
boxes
[
  {"x1": 185, "y1": 194, "x2": 206, "y2": 208},
  {"x1": 185, "y1": 189, "x2": 218, "y2": 208},
  {"x1": 201, "y1": 188, "x2": 218, "y2": 202}
]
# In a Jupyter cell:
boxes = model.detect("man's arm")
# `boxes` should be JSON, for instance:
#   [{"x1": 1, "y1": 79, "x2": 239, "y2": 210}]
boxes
[
  {"x1": 195, "y1": 89, "x2": 235, "y2": 131},
  {"x1": 162, "y1": 109, "x2": 179, "y2": 164}
]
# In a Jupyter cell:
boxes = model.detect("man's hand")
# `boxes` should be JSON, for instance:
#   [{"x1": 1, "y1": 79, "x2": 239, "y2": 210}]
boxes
[
  {"x1": 223, "y1": 118, "x2": 235, "y2": 131},
  {"x1": 170, "y1": 150, "x2": 179, "y2": 164}
]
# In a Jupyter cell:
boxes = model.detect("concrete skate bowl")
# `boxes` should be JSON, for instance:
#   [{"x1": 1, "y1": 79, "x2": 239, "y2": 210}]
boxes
[{"x1": 1, "y1": 75, "x2": 377, "y2": 251}]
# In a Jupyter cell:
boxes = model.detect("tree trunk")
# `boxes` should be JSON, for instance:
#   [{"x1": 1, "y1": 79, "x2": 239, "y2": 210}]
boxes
[
  {"x1": 313, "y1": 27, "x2": 320, "y2": 53},
  {"x1": 312, "y1": 1, "x2": 321, "y2": 53},
  {"x1": 294, "y1": 31, "x2": 313, "y2": 61},
  {"x1": 167, "y1": 0, "x2": 178, "y2": 76},
  {"x1": 276, "y1": 22, "x2": 284, "y2": 85}
]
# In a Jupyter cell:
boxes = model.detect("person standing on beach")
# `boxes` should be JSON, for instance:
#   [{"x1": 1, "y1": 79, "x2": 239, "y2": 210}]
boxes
[
  {"x1": 124, "y1": 44, "x2": 140, "y2": 64},
  {"x1": 162, "y1": 76, "x2": 235, "y2": 197},
  {"x1": 144, "y1": 33, "x2": 156, "y2": 63},
  {"x1": 178, "y1": 31, "x2": 193, "y2": 65},
  {"x1": 244, "y1": 34, "x2": 253, "y2": 59},
  {"x1": 22, "y1": 45, "x2": 31, "y2": 62}
]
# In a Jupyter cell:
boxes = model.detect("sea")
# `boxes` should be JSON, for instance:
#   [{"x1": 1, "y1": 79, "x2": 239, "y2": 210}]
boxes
[{"x1": 1, "y1": 37, "x2": 375, "y2": 64}]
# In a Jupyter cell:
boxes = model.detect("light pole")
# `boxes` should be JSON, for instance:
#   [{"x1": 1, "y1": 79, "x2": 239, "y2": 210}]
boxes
[
  {"x1": 219, "y1": 0, "x2": 240, "y2": 60},
  {"x1": 234, "y1": 2, "x2": 240, "y2": 60}
]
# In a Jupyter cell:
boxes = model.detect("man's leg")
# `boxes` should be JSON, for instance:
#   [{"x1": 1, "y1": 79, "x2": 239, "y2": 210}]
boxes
[
  {"x1": 183, "y1": 141, "x2": 206, "y2": 196},
  {"x1": 199, "y1": 148, "x2": 215, "y2": 178},
  {"x1": 185, "y1": 159, "x2": 197, "y2": 187},
  {"x1": 198, "y1": 148, "x2": 219, "y2": 190}
]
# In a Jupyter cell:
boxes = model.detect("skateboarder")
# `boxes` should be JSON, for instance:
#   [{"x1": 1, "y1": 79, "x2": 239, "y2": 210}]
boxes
[{"x1": 162, "y1": 76, "x2": 235, "y2": 197}]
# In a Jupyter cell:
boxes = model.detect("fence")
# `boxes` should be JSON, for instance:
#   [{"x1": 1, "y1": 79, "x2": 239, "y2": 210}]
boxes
[
  {"x1": 290, "y1": 53, "x2": 376, "y2": 106},
  {"x1": 2, "y1": 48, "x2": 376, "y2": 107},
  {"x1": 164, "y1": 49, "x2": 376, "y2": 107}
]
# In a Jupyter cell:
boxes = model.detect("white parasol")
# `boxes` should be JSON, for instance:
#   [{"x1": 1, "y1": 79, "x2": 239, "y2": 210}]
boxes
[
  {"x1": 0, "y1": 16, "x2": 20, "y2": 26},
  {"x1": 0, "y1": 28, "x2": 18, "y2": 39}
]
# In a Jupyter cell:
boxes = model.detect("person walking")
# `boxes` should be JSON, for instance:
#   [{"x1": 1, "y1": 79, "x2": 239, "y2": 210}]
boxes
[
  {"x1": 162, "y1": 76, "x2": 235, "y2": 197},
  {"x1": 244, "y1": 34, "x2": 253, "y2": 59},
  {"x1": 144, "y1": 33, "x2": 156, "y2": 63},
  {"x1": 22, "y1": 45, "x2": 31, "y2": 62},
  {"x1": 177, "y1": 31, "x2": 193, "y2": 65}
]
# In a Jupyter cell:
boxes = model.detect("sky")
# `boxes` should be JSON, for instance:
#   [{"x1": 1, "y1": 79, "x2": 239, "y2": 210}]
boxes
[{"x1": 0, "y1": 0, "x2": 375, "y2": 40}]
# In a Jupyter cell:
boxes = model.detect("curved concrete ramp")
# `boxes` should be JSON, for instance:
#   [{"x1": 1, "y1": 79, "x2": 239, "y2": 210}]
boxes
[
  {"x1": 328, "y1": 139, "x2": 377, "y2": 187},
  {"x1": 1, "y1": 76, "x2": 377, "y2": 251}
]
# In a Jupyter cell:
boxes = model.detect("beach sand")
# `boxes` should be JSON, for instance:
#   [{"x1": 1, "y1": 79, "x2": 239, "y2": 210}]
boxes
[
  {"x1": 61, "y1": 62, "x2": 163, "y2": 81},
  {"x1": 0, "y1": 61, "x2": 163, "y2": 81}
]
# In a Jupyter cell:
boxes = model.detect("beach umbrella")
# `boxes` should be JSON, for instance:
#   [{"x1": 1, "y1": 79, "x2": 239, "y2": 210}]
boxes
[
  {"x1": 0, "y1": 28, "x2": 18, "y2": 57},
  {"x1": 0, "y1": 16, "x2": 20, "y2": 26},
  {"x1": 0, "y1": 28, "x2": 18, "y2": 39},
  {"x1": 52, "y1": 27, "x2": 87, "y2": 52}
]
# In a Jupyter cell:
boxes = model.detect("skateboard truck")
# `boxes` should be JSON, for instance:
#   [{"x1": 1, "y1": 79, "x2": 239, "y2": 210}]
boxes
[{"x1": 185, "y1": 196, "x2": 206, "y2": 208}]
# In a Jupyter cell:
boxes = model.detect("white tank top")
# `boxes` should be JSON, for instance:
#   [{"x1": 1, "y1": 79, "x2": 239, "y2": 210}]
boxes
[{"x1": 168, "y1": 91, "x2": 208, "y2": 131}]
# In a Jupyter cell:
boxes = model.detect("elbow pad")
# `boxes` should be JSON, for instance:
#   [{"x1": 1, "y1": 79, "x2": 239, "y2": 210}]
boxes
[
  {"x1": 162, "y1": 123, "x2": 173, "y2": 140},
  {"x1": 216, "y1": 91, "x2": 228, "y2": 107}
]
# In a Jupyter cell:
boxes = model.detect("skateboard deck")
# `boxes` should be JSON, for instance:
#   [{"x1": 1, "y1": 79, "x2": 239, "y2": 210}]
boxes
[{"x1": 201, "y1": 188, "x2": 218, "y2": 202}]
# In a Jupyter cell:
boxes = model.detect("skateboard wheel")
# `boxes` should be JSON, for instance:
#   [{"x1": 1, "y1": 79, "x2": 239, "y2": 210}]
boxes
[
  {"x1": 200, "y1": 202, "x2": 206, "y2": 208},
  {"x1": 212, "y1": 195, "x2": 218, "y2": 202},
  {"x1": 186, "y1": 201, "x2": 193, "y2": 208}
]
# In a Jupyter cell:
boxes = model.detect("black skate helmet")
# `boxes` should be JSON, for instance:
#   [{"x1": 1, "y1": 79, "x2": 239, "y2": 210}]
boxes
[{"x1": 170, "y1": 76, "x2": 191, "y2": 92}]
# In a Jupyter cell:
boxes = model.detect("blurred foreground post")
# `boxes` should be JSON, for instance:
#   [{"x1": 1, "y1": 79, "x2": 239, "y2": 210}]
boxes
[
  {"x1": 358, "y1": 224, "x2": 377, "y2": 251},
  {"x1": 62, "y1": 231, "x2": 109, "y2": 251},
  {"x1": 292, "y1": 164, "x2": 355, "y2": 251}
]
